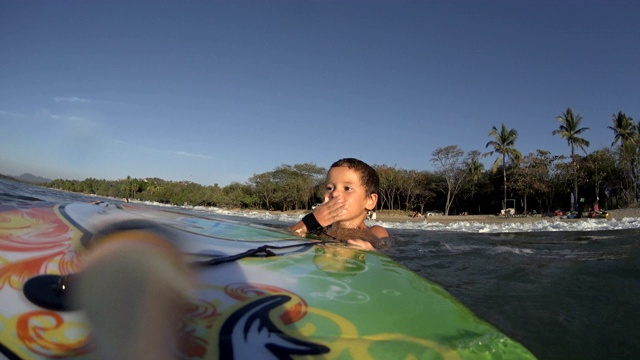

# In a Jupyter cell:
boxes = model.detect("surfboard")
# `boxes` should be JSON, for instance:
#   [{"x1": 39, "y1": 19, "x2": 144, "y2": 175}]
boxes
[{"x1": 0, "y1": 201, "x2": 536, "y2": 359}]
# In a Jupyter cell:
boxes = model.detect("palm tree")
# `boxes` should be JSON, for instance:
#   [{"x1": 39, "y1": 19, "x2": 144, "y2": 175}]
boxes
[
  {"x1": 608, "y1": 111, "x2": 638, "y2": 202},
  {"x1": 485, "y1": 123, "x2": 522, "y2": 214},
  {"x1": 609, "y1": 111, "x2": 637, "y2": 147},
  {"x1": 552, "y1": 107, "x2": 590, "y2": 212}
]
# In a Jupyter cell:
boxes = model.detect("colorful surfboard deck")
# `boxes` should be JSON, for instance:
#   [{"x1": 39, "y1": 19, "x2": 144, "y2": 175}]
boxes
[{"x1": 0, "y1": 201, "x2": 536, "y2": 359}]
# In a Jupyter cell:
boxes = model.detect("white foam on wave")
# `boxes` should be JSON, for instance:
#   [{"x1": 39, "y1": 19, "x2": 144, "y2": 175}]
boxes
[
  {"x1": 135, "y1": 201, "x2": 640, "y2": 233},
  {"x1": 378, "y1": 217, "x2": 640, "y2": 233},
  {"x1": 489, "y1": 246, "x2": 536, "y2": 255}
]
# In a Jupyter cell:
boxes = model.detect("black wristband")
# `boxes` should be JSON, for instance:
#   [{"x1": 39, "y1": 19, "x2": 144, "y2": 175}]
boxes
[{"x1": 301, "y1": 213, "x2": 323, "y2": 234}]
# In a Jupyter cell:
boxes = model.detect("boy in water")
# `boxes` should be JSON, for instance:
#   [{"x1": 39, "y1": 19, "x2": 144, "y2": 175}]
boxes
[{"x1": 289, "y1": 158, "x2": 389, "y2": 250}]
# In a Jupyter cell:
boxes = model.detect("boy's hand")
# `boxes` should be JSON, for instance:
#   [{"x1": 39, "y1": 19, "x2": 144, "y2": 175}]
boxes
[
  {"x1": 313, "y1": 197, "x2": 348, "y2": 227},
  {"x1": 347, "y1": 239, "x2": 376, "y2": 251}
]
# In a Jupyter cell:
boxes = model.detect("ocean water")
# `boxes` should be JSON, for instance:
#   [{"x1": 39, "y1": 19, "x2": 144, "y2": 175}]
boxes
[{"x1": 2, "y1": 178, "x2": 639, "y2": 359}]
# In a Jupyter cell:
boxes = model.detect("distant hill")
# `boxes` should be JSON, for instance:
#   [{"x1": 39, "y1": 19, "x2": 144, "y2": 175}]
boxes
[
  {"x1": 0, "y1": 174, "x2": 17, "y2": 181},
  {"x1": 14, "y1": 173, "x2": 52, "y2": 184}
]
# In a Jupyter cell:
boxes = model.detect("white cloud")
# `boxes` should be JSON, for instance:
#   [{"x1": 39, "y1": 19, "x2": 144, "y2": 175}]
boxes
[
  {"x1": 50, "y1": 114, "x2": 91, "y2": 123},
  {"x1": 0, "y1": 110, "x2": 27, "y2": 118},
  {"x1": 109, "y1": 139, "x2": 212, "y2": 160},
  {"x1": 170, "y1": 151, "x2": 212, "y2": 159},
  {"x1": 54, "y1": 96, "x2": 92, "y2": 103},
  {"x1": 50, "y1": 113, "x2": 100, "y2": 131}
]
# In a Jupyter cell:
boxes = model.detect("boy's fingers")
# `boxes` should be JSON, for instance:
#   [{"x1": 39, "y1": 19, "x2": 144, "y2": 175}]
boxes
[
  {"x1": 319, "y1": 198, "x2": 343, "y2": 212},
  {"x1": 314, "y1": 198, "x2": 347, "y2": 226}
]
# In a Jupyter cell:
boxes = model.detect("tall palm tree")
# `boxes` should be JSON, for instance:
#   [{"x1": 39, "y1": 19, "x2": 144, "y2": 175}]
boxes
[
  {"x1": 485, "y1": 123, "x2": 522, "y2": 214},
  {"x1": 608, "y1": 111, "x2": 638, "y2": 202},
  {"x1": 552, "y1": 107, "x2": 590, "y2": 212},
  {"x1": 609, "y1": 111, "x2": 637, "y2": 149}
]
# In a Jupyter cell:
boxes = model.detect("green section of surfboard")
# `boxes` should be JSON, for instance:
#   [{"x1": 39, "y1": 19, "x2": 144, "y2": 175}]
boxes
[
  {"x1": 199, "y1": 248, "x2": 536, "y2": 359},
  {"x1": 0, "y1": 201, "x2": 536, "y2": 359}
]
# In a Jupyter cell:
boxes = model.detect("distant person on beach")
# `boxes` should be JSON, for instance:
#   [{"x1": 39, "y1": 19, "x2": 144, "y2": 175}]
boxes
[{"x1": 289, "y1": 158, "x2": 389, "y2": 251}]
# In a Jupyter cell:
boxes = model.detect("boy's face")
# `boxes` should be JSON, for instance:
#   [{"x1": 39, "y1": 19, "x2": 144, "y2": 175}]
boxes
[{"x1": 324, "y1": 166, "x2": 377, "y2": 225}]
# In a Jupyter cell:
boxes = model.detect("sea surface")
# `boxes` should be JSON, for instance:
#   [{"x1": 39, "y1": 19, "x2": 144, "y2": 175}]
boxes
[{"x1": 2, "y1": 178, "x2": 639, "y2": 359}]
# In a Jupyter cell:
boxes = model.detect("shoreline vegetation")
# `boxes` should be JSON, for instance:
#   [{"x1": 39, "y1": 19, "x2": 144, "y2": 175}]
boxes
[
  {"x1": 4, "y1": 174, "x2": 639, "y2": 225},
  {"x1": 12, "y1": 129, "x2": 640, "y2": 221}
]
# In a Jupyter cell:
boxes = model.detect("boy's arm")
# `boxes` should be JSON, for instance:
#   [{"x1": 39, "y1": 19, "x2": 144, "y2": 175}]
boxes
[{"x1": 288, "y1": 219, "x2": 309, "y2": 235}]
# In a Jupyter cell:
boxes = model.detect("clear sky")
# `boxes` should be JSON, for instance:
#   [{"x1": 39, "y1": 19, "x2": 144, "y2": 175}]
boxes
[{"x1": 1, "y1": 1, "x2": 638, "y2": 186}]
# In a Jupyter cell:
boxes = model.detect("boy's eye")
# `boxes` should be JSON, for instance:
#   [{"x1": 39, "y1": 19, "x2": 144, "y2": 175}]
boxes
[
  {"x1": 344, "y1": 186, "x2": 352, "y2": 191},
  {"x1": 326, "y1": 186, "x2": 334, "y2": 191}
]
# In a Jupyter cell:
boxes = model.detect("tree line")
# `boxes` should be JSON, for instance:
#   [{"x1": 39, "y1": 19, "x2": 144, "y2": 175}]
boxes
[{"x1": 45, "y1": 108, "x2": 638, "y2": 215}]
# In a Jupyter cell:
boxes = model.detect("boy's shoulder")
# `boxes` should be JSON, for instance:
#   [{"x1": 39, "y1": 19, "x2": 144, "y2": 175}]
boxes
[{"x1": 368, "y1": 225, "x2": 389, "y2": 239}]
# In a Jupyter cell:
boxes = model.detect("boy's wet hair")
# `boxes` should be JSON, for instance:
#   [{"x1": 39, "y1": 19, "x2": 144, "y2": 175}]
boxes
[{"x1": 330, "y1": 158, "x2": 380, "y2": 196}]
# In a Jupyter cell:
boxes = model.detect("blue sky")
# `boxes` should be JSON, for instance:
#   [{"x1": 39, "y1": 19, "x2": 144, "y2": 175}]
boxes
[{"x1": 1, "y1": 1, "x2": 639, "y2": 186}]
